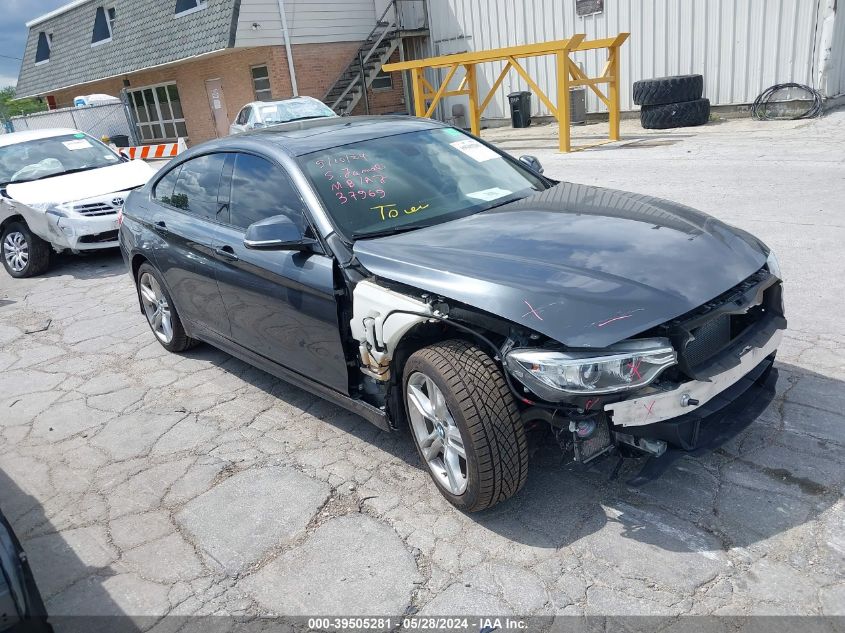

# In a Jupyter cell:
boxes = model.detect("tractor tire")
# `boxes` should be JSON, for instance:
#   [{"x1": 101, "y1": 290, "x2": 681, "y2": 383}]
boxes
[
  {"x1": 640, "y1": 98, "x2": 711, "y2": 130},
  {"x1": 633, "y1": 74, "x2": 704, "y2": 106}
]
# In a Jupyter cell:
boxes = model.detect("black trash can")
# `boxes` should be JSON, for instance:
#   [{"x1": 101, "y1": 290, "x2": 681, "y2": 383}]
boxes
[
  {"x1": 111, "y1": 134, "x2": 130, "y2": 147},
  {"x1": 507, "y1": 91, "x2": 532, "y2": 128}
]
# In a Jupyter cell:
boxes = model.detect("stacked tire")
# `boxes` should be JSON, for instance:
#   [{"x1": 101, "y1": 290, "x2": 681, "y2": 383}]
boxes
[{"x1": 633, "y1": 74, "x2": 710, "y2": 130}]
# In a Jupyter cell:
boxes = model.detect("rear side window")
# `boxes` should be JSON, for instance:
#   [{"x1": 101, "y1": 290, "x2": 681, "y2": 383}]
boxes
[
  {"x1": 226, "y1": 154, "x2": 307, "y2": 230},
  {"x1": 155, "y1": 154, "x2": 225, "y2": 217},
  {"x1": 237, "y1": 107, "x2": 252, "y2": 125},
  {"x1": 153, "y1": 165, "x2": 182, "y2": 204}
]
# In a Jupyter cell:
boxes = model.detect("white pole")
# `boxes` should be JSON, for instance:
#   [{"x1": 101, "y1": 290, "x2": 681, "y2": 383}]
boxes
[{"x1": 277, "y1": 0, "x2": 299, "y2": 96}]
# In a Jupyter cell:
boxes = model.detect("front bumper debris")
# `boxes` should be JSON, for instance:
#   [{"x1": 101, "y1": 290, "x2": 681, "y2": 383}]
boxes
[
  {"x1": 47, "y1": 213, "x2": 120, "y2": 251},
  {"x1": 605, "y1": 323, "x2": 783, "y2": 428}
]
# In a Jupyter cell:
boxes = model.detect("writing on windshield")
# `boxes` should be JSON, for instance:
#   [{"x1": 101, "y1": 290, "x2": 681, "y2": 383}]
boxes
[
  {"x1": 314, "y1": 152, "x2": 388, "y2": 205},
  {"x1": 299, "y1": 127, "x2": 546, "y2": 239}
]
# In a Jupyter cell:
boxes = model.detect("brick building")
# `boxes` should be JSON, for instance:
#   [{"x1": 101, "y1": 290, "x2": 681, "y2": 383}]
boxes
[{"x1": 15, "y1": 0, "x2": 429, "y2": 145}]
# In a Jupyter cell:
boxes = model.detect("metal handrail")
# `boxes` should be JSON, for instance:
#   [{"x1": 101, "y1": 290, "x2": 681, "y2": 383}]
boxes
[{"x1": 324, "y1": 0, "x2": 427, "y2": 112}]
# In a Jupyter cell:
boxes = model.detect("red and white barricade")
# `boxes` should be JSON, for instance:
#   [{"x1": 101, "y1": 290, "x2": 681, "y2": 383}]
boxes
[{"x1": 119, "y1": 138, "x2": 187, "y2": 160}]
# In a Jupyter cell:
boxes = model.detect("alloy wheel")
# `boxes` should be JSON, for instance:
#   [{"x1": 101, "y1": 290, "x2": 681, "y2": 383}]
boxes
[
  {"x1": 139, "y1": 272, "x2": 174, "y2": 344},
  {"x1": 406, "y1": 371, "x2": 468, "y2": 495},
  {"x1": 3, "y1": 231, "x2": 29, "y2": 273}
]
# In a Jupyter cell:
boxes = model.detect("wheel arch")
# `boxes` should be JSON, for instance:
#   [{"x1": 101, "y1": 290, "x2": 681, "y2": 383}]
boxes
[
  {"x1": 387, "y1": 318, "x2": 510, "y2": 430},
  {"x1": 0, "y1": 213, "x2": 27, "y2": 235}
]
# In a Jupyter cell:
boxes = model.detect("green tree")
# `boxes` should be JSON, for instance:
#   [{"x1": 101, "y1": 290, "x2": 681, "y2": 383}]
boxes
[{"x1": 0, "y1": 86, "x2": 47, "y2": 120}]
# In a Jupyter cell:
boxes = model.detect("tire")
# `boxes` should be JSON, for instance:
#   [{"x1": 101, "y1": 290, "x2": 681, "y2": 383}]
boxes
[
  {"x1": 633, "y1": 74, "x2": 703, "y2": 106},
  {"x1": 135, "y1": 262, "x2": 199, "y2": 353},
  {"x1": 640, "y1": 98, "x2": 711, "y2": 130},
  {"x1": 1, "y1": 221, "x2": 52, "y2": 278},
  {"x1": 403, "y1": 339, "x2": 528, "y2": 512}
]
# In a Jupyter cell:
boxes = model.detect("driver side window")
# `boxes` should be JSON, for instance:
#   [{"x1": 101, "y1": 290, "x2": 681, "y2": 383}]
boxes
[{"x1": 224, "y1": 153, "x2": 308, "y2": 231}]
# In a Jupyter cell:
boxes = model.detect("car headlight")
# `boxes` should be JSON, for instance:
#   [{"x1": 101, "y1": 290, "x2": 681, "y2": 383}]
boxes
[
  {"x1": 505, "y1": 338, "x2": 677, "y2": 400},
  {"x1": 766, "y1": 250, "x2": 782, "y2": 279}
]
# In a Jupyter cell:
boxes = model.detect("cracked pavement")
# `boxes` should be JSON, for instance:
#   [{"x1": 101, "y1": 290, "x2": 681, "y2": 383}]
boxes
[{"x1": 1, "y1": 112, "x2": 844, "y2": 626}]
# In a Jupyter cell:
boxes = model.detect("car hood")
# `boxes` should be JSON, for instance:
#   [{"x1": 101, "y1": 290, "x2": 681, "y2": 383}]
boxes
[
  {"x1": 6, "y1": 160, "x2": 154, "y2": 206},
  {"x1": 353, "y1": 182, "x2": 768, "y2": 348}
]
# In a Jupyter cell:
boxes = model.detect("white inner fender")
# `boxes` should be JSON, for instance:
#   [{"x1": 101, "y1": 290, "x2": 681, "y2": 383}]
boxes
[{"x1": 351, "y1": 280, "x2": 431, "y2": 371}]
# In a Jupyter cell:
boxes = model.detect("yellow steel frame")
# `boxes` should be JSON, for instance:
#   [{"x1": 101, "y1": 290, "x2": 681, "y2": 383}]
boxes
[{"x1": 382, "y1": 33, "x2": 630, "y2": 152}]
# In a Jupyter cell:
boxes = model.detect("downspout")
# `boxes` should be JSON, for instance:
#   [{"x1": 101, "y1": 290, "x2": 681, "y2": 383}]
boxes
[
  {"x1": 816, "y1": 0, "x2": 837, "y2": 96},
  {"x1": 277, "y1": 0, "x2": 299, "y2": 96}
]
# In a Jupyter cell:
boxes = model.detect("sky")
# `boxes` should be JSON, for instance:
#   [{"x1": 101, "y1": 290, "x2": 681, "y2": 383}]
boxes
[{"x1": 0, "y1": 0, "x2": 70, "y2": 89}]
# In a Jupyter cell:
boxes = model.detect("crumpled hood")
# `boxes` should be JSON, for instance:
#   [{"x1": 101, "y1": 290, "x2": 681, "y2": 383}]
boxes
[
  {"x1": 353, "y1": 182, "x2": 768, "y2": 348},
  {"x1": 6, "y1": 160, "x2": 154, "y2": 206}
]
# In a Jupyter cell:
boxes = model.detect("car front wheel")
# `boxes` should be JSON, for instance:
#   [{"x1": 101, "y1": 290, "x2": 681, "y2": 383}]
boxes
[
  {"x1": 403, "y1": 339, "x2": 528, "y2": 512},
  {"x1": 1, "y1": 221, "x2": 51, "y2": 278}
]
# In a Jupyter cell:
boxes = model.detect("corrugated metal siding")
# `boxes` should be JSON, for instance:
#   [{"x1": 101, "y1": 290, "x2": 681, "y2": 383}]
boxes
[{"x1": 426, "y1": 0, "x2": 823, "y2": 119}]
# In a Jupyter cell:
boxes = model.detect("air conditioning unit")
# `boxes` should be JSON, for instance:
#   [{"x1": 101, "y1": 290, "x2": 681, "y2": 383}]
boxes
[{"x1": 570, "y1": 88, "x2": 587, "y2": 125}]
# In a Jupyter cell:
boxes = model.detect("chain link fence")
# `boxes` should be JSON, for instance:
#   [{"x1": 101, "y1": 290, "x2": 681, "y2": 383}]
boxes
[{"x1": 8, "y1": 101, "x2": 138, "y2": 145}]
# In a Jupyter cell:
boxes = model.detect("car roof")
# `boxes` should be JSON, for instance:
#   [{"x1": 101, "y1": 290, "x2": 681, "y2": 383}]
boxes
[
  {"x1": 244, "y1": 96, "x2": 326, "y2": 110},
  {"x1": 196, "y1": 116, "x2": 446, "y2": 158},
  {"x1": 0, "y1": 128, "x2": 83, "y2": 147}
]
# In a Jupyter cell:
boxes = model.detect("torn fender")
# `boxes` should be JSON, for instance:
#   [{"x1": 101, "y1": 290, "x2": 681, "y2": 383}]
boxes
[{"x1": 351, "y1": 280, "x2": 432, "y2": 378}]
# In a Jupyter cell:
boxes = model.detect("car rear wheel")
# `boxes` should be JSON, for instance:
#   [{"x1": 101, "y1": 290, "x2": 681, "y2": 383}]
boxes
[
  {"x1": 136, "y1": 263, "x2": 198, "y2": 353},
  {"x1": 403, "y1": 339, "x2": 528, "y2": 512},
  {"x1": 1, "y1": 221, "x2": 51, "y2": 278}
]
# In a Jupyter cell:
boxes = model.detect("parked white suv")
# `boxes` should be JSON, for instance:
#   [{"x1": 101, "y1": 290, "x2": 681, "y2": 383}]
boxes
[
  {"x1": 229, "y1": 96, "x2": 336, "y2": 135},
  {"x1": 0, "y1": 128, "x2": 155, "y2": 277}
]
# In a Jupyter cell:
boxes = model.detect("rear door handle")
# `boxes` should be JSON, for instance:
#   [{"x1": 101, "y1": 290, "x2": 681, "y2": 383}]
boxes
[{"x1": 214, "y1": 245, "x2": 239, "y2": 261}]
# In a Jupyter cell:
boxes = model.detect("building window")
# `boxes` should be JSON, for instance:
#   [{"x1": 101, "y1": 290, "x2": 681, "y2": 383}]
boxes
[
  {"x1": 91, "y1": 7, "x2": 113, "y2": 45},
  {"x1": 175, "y1": 0, "x2": 207, "y2": 16},
  {"x1": 251, "y1": 65, "x2": 272, "y2": 101},
  {"x1": 35, "y1": 32, "x2": 51, "y2": 64},
  {"x1": 128, "y1": 82, "x2": 188, "y2": 142},
  {"x1": 371, "y1": 69, "x2": 393, "y2": 91},
  {"x1": 108, "y1": 8, "x2": 117, "y2": 32}
]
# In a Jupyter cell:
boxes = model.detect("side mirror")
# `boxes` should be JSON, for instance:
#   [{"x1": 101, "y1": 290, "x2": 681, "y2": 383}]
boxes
[
  {"x1": 243, "y1": 214, "x2": 315, "y2": 251},
  {"x1": 519, "y1": 154, "x2": 544, "y2": 174}
]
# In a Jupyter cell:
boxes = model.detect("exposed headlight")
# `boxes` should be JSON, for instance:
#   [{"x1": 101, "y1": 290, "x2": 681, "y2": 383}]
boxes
[
  {"x1": 766, "y1": 250, "x2": 782, "y2": 279},
  {"x1": 45, "y1": 204, "x2": 69, "y2": 218},
  {"x1": 505, "y1": 338, "x2": 677, "y2": 400}
]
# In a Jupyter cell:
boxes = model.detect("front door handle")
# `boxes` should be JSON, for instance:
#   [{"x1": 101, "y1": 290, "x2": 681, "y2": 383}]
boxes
[
  {"x1": 214, "y1": 245, "x2": 239, "y2": 261},
  {"x1": 154, "y1": 220, "x2": 166, "y2": 228}
]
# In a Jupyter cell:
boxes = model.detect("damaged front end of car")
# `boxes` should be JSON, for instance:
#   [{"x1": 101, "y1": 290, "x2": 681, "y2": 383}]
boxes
[
  {"x1": 348, "y1": 255, "x2": 785, "y2": 477},
  {"x1": 509, "y1": 261, "x2": 786, "y2": 470}
]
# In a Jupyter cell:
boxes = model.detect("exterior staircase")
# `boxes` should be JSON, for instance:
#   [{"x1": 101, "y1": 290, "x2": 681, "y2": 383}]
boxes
[{"x1": 322, "y1": 6, "x2": 404, "y2": 116}]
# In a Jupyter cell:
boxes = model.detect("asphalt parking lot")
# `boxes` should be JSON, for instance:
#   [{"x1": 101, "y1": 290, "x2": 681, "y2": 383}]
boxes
[{"x1": 1, "y1": 111, "x2": 843, "y2": 625}]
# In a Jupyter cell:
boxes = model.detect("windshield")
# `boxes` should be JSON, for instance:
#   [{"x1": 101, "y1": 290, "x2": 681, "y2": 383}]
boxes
[
  {"x1": 299, "y1": 127, "x2": 547, "y2": 240},
  {"x1": 0, "y1": 133, "x2": 120, "y2": 186},
  {"x1": 259, "y1": 99, "x2": 336, "y2": 126}
]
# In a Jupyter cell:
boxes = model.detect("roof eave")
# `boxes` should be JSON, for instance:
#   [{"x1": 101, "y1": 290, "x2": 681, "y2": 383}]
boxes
[
  {"x1": 26, "y1": 0, "x2": 94, "y2": 28},
  {"x1": 15, "y1": 47, "x2": 230, "y2": 100}
]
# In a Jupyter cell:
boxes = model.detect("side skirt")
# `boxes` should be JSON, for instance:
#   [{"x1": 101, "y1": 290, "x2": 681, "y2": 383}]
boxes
[{"x1": 188, "y1": 322, "x2": 393, "y2": 433}]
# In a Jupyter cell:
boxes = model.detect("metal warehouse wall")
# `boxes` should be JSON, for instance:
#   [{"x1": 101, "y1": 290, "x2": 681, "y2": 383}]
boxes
[
  {"x1": 424, "y1": 0, "x2": 826, "y2": 119},
  {"x1": 821, "y1": 0, "x2": 845, "y2": 99}
]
